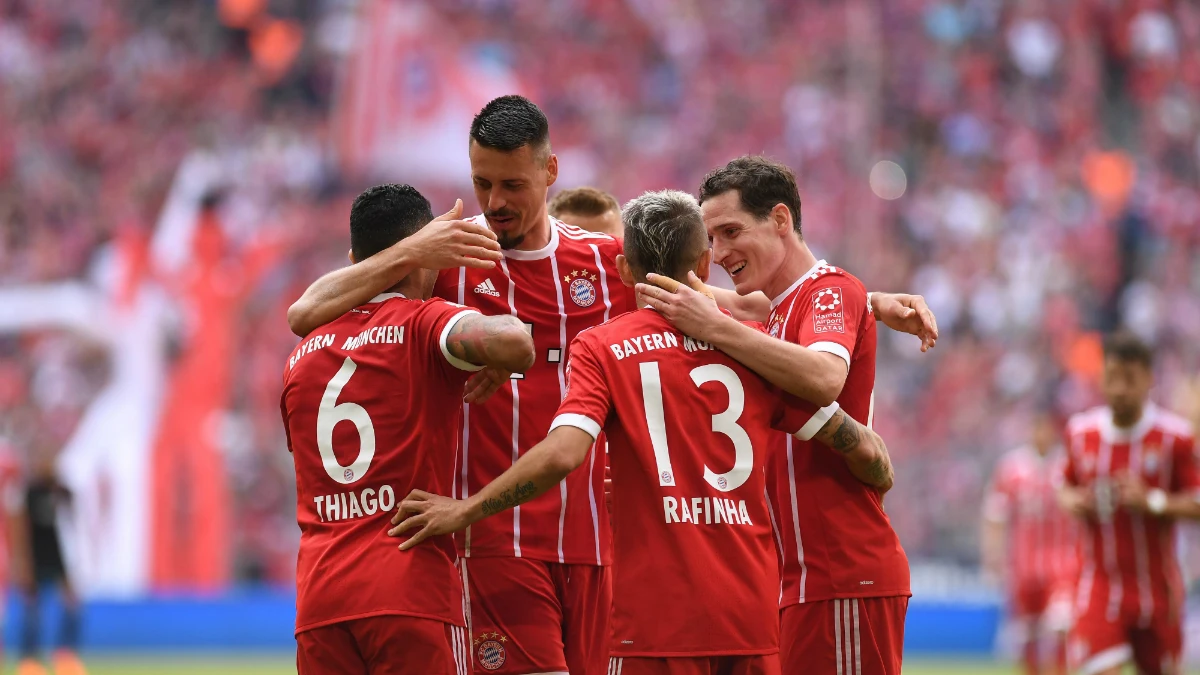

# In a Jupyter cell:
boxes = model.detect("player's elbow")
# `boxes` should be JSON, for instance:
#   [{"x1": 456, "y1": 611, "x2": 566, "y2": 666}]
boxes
[
  {"x1": 286, "y1": 300, "x2": 316, "y2": 338},
  {"x1": 807, "y1": 375, "x2": 844, "y2": 408},
  {"x1": 494, "y1": 328, "x2": 536, "y2": 373}
]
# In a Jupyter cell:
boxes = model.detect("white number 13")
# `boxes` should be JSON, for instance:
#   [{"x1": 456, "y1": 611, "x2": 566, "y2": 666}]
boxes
[{"x1": 639, "y1": 362, "x2": 754, "y2": 492}]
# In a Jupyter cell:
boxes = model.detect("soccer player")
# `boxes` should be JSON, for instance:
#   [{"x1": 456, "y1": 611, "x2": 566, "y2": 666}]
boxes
[
  {"x1": 280, "y1": 184, "x2": 535, "y2": 675},
  {"x1": 1058, "y1": 331, "x2": 1200, "y2": 675},
  {"x1": 548, "y1": 187, "x2": 624, "y2": 240},
  {"x1": 637, "y1": 156, "x2": 915, "y2": 675},
  {"x1": 982, "y1": 412, "x2": 1077, "y2": 675},
  {"x1": 286, "y1": 97, "x2": 935, "y2": 675},
  {"x1": 391, "y1": 189, "x2": 894, "y2": 674}
]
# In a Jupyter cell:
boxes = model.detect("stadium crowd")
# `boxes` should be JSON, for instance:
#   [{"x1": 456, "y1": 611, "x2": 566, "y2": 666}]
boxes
[{"x1": 3, "y1": 0, "x2": 1200, "y2": 585}]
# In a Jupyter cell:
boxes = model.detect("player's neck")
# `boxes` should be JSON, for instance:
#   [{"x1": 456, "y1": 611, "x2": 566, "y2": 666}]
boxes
[
  {"x1": 1111, "y1": 404, "x2": 1145, "y2": 430},
  {"x1": 511, "y1": 209, "x2": 553, "y2": 251},
  {"x1": 389, "y1": 278, "x2": 422, "y2": 301},
  {"x1": 761, "y1": 237, "x2": 819, "y2": 301}
]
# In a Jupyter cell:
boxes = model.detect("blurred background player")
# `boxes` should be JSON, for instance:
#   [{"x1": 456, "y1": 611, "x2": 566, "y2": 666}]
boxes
[
  {"x1": 982, "y1": 412, "x2": 1077, "y2": 675},
  {"x1": 390, "y1": 188, "x2": 893, "y2": 675},
  {"x1": 280, "y1": 183, "x2": 534, "y2": 674},
  {"x1": 1059, "y1": 331, "x2": 1200, "y2": 675},
  {"x1": 17, "y1": 449, "x2": 85, "y2": 675},
  {"x1": 548, "y1": 187, "x2": 622, "y2": 240},
  {"x1": 639, "y1": 156, "x2": 912, "y2": 675}
]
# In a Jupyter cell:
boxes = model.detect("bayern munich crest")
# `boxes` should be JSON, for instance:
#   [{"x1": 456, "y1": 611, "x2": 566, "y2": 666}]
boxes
[
  {"x1": 564, "y1": 270, "x2": 598, "y2": 307},
  {"x1": 475, "y1": 633, "x2": 508, "y2": 671},
  {"x1": 343, "y1": 468, "x2": 354, "y2": 481}
]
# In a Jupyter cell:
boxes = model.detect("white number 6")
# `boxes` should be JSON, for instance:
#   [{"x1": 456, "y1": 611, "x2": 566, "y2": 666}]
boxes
[{"x1": 317, "y1": 357, "x2": 376, "y2": 484}]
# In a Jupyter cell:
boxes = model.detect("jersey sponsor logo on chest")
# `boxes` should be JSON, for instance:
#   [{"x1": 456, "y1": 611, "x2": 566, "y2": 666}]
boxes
[
  {"x1": 812, "y1": 287, "x2": 844, "y2": 333},
  {"x1": 563, "y1": 269, "x2": 599, "y2": 307}
]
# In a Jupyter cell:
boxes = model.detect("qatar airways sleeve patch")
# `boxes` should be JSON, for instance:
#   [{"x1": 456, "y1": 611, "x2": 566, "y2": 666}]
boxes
[{"x1": 812, "y1": 287, "x2": 845, "y2": 333}]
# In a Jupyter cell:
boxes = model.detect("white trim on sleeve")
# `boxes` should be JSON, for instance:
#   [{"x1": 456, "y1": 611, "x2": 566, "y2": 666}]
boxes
[
  {"x1": 794, "y1": 402, "x2": 841, "y2": 441},
  {"x1": 439, "y1": 310, "x2": 486, "y2": 372},
  {"x1": 808, "y1": 341, "x2": 851, "y2": 369},
  {"x1": 550, "y1": 414, "x2": 602, "y2": 440}
]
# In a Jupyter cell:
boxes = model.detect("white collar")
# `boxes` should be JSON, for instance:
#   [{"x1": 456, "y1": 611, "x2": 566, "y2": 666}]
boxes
[
  {"x1": 770, "y1": 259, "x2": 829, "y2": 308},
  {"x1": 369, "y1": 292, "x2": 407, "y2": 303},
  {"x1": 1100, "y1": 403, "x2": 1158, "y2": 443},
  {"x1": 501, "y1": 217, "x2": 561, "y2": 261}
]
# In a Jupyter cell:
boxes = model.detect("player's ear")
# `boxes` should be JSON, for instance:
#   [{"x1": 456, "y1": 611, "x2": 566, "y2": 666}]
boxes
[
  {"x1": 616, "y1": 254, "x2": 635, "y2": 288},
  {"x1": 694, "y1": 249, "x2": 712, "y2": 284},
  {"x1": 348, "y1": 249, "x2": 358, "y2": 264},
  {"x1": 772, "y1": 203, "x2": 791, "y2": 236},
  {"x1": 545, "y1": 153, "x2": 558, "y2": 187}
]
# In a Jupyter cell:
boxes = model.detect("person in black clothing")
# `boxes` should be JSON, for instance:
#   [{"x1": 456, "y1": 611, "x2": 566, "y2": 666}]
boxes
[{"x1": 17, "y1": 450, "x2": 85, "y2": 675}]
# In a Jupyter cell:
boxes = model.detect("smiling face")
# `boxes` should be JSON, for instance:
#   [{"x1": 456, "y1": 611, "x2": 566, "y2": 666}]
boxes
[
  {"x1": 469, "y1": 141, "x2": 557, "y2": 250},
  {"x1": 701, "y1": 190, "x2": 793, "y2": 296}
]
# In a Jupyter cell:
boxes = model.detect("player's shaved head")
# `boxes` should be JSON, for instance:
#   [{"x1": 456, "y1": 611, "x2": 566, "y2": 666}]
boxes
[
  {"x1": 349, "y1": 184, "x2": 433, "y2": 262},
  {"x1": 469, "y1": 95, "x2": 551, "y2": 163},
  {"x1": 621, "y1": 190, "x2": 709, "y2": 281}
]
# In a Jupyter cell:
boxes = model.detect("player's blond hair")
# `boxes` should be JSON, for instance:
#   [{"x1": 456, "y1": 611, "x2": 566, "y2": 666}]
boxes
[{"x1": 621, "y1": 190, "x2": 708, "y2": 281}]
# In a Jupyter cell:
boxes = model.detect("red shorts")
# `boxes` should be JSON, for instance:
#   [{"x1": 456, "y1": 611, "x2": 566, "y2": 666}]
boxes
[
  {"x1": 1011, "y1": 578, "x2": 1073, "y2": 634},
  {"x1": 296, "y1": 615, "x2": 469, "y2": 675},
  {"x1": 462, "y1": 557, "x2": 611, "y2": 675},
  {"x1": 1069, "y1": 598, "x2": 1181, "y2": 675},
  {"x1": 609, "y1": 654, "x2": 779, "y2": 675},
  {"x1": 780, "y1": 597, "x2": 908, "y2": 675}
]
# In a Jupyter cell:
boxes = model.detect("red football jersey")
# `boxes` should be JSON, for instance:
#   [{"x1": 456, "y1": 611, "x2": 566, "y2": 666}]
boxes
[
  {"x1": 984, "y1": 446, "x2": 1079, "y2": 586},
  {"x1": 1063, "y1": 404, "x2": 1198, "y2": 622},
  {"x1": 0, "y1": 442, "x2": 20, "y2": 586},
  {"x1": 552, "y1": 308, "x2": 829, "y2": 656},
  {"x1": 764, "y1": 260, "x2": 911, "y2": 606},
  {"x1": 433, "y1": 216, "x2": 634, "y2": 565},
  {"x1": 281, "y1": 292, "x2": 482, "y2": 633}
]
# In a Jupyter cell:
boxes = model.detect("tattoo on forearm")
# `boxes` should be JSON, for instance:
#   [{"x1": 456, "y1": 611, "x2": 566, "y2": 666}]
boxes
[
  {"x1": 481, "y1": 481, "x2": 538, "y2": 516},
  {"x1": 446, "y1": 317, "x2": 509, "y2": 365},
  {"x1": 827, "y1": 414, "x2": 862, "y2": 455}
]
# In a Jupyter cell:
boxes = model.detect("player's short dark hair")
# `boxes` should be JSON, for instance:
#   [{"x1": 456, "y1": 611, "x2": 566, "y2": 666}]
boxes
[
  {"x1": 1103, "y1": 330, "x2": 1154, "y2": 368},
  {"x1": 698, "y1": 155, "x2": 803, "y2": 237},
  {"x1": 469, "y1": 95, "x2": 550, "y2": 160},
  {"x1": 349, "y1": 184, "x2": 433, "y2": 261},
  {"x1": 549, "y1": 187, "x2": 620, "y2": 218},
  {"x1": 622, "y1": 190, "x2": 709, "y2": 281}
]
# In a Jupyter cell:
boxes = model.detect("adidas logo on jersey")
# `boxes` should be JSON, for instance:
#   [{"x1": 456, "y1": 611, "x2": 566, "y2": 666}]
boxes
[{"x1": 474, "y1": 279, "x2": 501, "y2": 297}]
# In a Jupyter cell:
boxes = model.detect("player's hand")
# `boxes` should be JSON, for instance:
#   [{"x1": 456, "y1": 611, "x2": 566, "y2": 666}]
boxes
[
  {"x1": 403, "y1": 199, "x2": 503, "y2": 270},
  {"x1": 636, "y1": 272, "x2": 724, "y2": 341},
  {"x1": 464, "y1": 367, "x2": 509, "y2": 404},
  {"x1": 1058, "y1": 487, "x2": 1096, "y2": 517},
  {"x1": 871, "y1": 293, "x2": 938, "y2": 352},
  {"x1": 1115, "y1": 473, "x2": 1150, "y2": 512},
  {"x1": 388, "y1": 490, "x2": 471, "y2": 550}
]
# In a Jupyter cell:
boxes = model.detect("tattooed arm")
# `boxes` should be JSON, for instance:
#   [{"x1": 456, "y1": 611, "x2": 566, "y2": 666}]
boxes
[
  {"x1": 806, "y1": 409, "x2": 894, "y2": 493},
  {"x1": 445, "y1": 313, "x2": 536, "y2": 373},
  {"x1": 389, "y1": 427, "x2": 594, "y2": 549}
]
